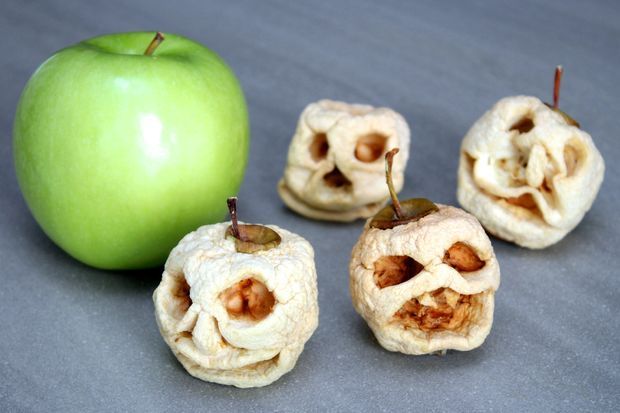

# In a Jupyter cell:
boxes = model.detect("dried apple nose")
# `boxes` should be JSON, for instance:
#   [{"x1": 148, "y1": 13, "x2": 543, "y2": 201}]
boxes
[
  {"x1": 323, "y1": 166, "x2": 353, "y2": 189},
  {"x1": 525, "y1": 144, "x2": 547, "y2": 188}
]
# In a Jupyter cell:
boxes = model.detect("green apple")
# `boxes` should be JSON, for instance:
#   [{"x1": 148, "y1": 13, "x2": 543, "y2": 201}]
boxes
[{"x1": 13, "y1": 32, "x2": 249, "y2": 270}]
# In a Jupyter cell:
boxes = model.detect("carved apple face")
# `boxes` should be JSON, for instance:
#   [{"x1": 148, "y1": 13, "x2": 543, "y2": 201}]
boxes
[
  {"x1": 153, "y1": 222, "x2": 318, "y2": 388},
  {"x1": 278, "y1": 99, "x2": 410, "y2": 221},
  {"x1": 350, "y1": 205, "x2": 500, "y2": 355},
  {"x1": 458, "y1": 96, "x2": 605, "y2": 248}
]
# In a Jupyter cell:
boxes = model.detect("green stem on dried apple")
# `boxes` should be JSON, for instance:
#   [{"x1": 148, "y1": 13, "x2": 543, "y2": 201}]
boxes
[
  {"x1": 144, "y1": 32, "x2": 165, "y2": 56},
  {"x1": 385, "y1": 148, "x2": 404, "y2": 220},
  {"x1": 553, "y1": 65, "x2": 563, "y2": 109},
  {"x1": 227, "y1": 197, "x2": 242, "y2": 240}
]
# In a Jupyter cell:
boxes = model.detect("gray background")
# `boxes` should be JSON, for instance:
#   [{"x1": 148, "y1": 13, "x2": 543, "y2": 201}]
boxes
[{"x1": 1, "y1": 0, "x2": 619, "y2": 412}]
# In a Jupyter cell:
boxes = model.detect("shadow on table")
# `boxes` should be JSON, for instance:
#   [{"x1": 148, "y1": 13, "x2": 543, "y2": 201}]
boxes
[{"x1": 18, "y1": 214, "x2": 163, "y2": 296}]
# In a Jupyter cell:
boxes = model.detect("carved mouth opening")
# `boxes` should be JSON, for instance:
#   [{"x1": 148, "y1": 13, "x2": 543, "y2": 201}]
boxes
[
  {"x1": 393, "y1": 288, "x2": 485, "y2": 334},
  {"x1": 323, "y1": 166, "x2": 353, "y2": 189},
  {"x1": 355, "y1": 133, "x2": 387, "y2": 162},
  {"x1": 220, "y1": 278, "x2": 275, "y2": 321},
  {"x1": 374, "y1": 255, "x2": 424, "y2": 288},
  {"x1": 309, "y1": 133, "x2": 329, "y2": 162},
  {"x1": 510, "y1": 114, "x2": 535, "y2": 134},
  {"x1": 504, "y1": 193, "x2": 541, "y2": 214},
  {"x1": 443, "y1": 242, "x2": 485, "y2": 272}
]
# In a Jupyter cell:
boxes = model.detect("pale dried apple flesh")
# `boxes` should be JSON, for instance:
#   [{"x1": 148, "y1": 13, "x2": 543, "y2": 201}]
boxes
[
  {"x1": 221, "y1": 278, "x2": 275, "y2": 321},
  {"x1": 394, "y1": 288, "x2": 482, "y2": 333},
  {"x1": 374, "y1": 255, "x2": 424, "y2": 288}
]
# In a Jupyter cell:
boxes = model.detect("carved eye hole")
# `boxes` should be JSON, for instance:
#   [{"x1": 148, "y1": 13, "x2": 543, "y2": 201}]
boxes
[
  {"x1": 323, "y1": 166, "x2": 353, "y2": 190},
  {"x1": 374, "y1": 255, "x2": 424, "y2": 289},
  {"x1": 309, "y1": 133, "x2": 329, "y2": 162},
  {"x1": 172, "y1": 275, "x2": 192, "y2": 318},
  {"x1": 564, "y1": 145, "x2": 579, "y2": 176},
  {"x1": 355, "y1": 133, "x2": 387, "y2": 162},
  {"x1": 176, "y1": 277, "x2": 192, "y2": 311},
  {"x1": 169, "y1": 274, "x2": 195, "y2": 342},
  {"x1": 443, "y1": 242, "x2": 485, "y2": 272},
  {"x1": 510, "y1": 115, "x2": 535, "y2": 134},
  {"x1": 220, "y1": 278, "x2": 275, "y2": 321}
]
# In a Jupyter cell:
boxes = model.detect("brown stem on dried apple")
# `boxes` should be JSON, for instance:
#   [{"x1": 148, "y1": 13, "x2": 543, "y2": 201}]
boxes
[
  {"x1": 385, "y1": 148, "x2": 404, "y2": 220},
  {"x1": 227, "y1": 197, "x2": 242, "y2": 240},
  {"x1": 144, "y1": 32, "x2": 165, "y2": 56},
  {"x1": 225, "y1": 198, "x2": 281, "y2": 253},
  {"x1": 553, "y1": 65, "x2": 563, "y2": 109}
]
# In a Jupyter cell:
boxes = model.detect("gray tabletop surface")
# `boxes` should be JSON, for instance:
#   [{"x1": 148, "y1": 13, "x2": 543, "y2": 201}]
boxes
[{"x1": 1, "y1": 0, "x2": 619, "y2": 412}]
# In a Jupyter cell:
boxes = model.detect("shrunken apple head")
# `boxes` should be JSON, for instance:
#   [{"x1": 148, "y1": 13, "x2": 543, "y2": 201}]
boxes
[{"x1": 278, "y1": 99, "x2": 410, "y2": 221}]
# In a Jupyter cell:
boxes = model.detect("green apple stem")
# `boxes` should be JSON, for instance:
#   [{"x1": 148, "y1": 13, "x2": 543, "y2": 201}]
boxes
[
  {"x1": 385, "y1": 148, "x2": 404, "y2": 220},
  {"x1": 227, "y1": 197, "x2": 243, "y2": 240},
  {"x1": 553, "y1": 65, "x2": 563, "y2": 109},
  {"x1": 144, "y1": 32, "x2": 165, "y2": 56}
]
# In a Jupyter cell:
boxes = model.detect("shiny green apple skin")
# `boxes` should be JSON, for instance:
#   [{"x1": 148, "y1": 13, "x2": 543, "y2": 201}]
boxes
[{"x1": 13, "y1": 32, "x2": 249, "y2": 270}]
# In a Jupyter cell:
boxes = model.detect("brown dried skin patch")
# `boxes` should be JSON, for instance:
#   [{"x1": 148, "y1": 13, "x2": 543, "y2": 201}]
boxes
[
  {"x1": 394, "y1": 288, "x2": 481, "y2": 334},
  {"x1": 221, "y1": 278, "x2": 276, "y2": 321},
  {"x1": 443, "y1": 242, "x2": 485, "y2": 272},
  {"x1": 323, "y1": 166, "x2": 353, "y2": 189},
  {"x1": 509, "y1": 115, "x2": 535, "y2": 134},
  {"x1": 355, "y1": 133, "x2": 387, "y2": 162},
  {"x1": 225, "y1": 224, "x2": 281, "y2": 254},
  {"x1": 309, "y1": 133, "x2": 328, "y2": 162},
  {"x1": 374, "y1": 255, "x2": 424, "y2": 289}
]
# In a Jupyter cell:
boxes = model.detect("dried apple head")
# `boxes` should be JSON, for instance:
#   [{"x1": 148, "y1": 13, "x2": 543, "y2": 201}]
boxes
[
  {"x1": 153, "y1": 202, "x2": 318, "y2": 388},
  {"x1": 457, "y1": 71, "x2": 605, "y2": 249},
  {"x1": 278, "y1": 99, "x2": 410, "y2": 222},
  {"x1": 350, "y1": 202, "x2": 500, "y2": 355}
]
